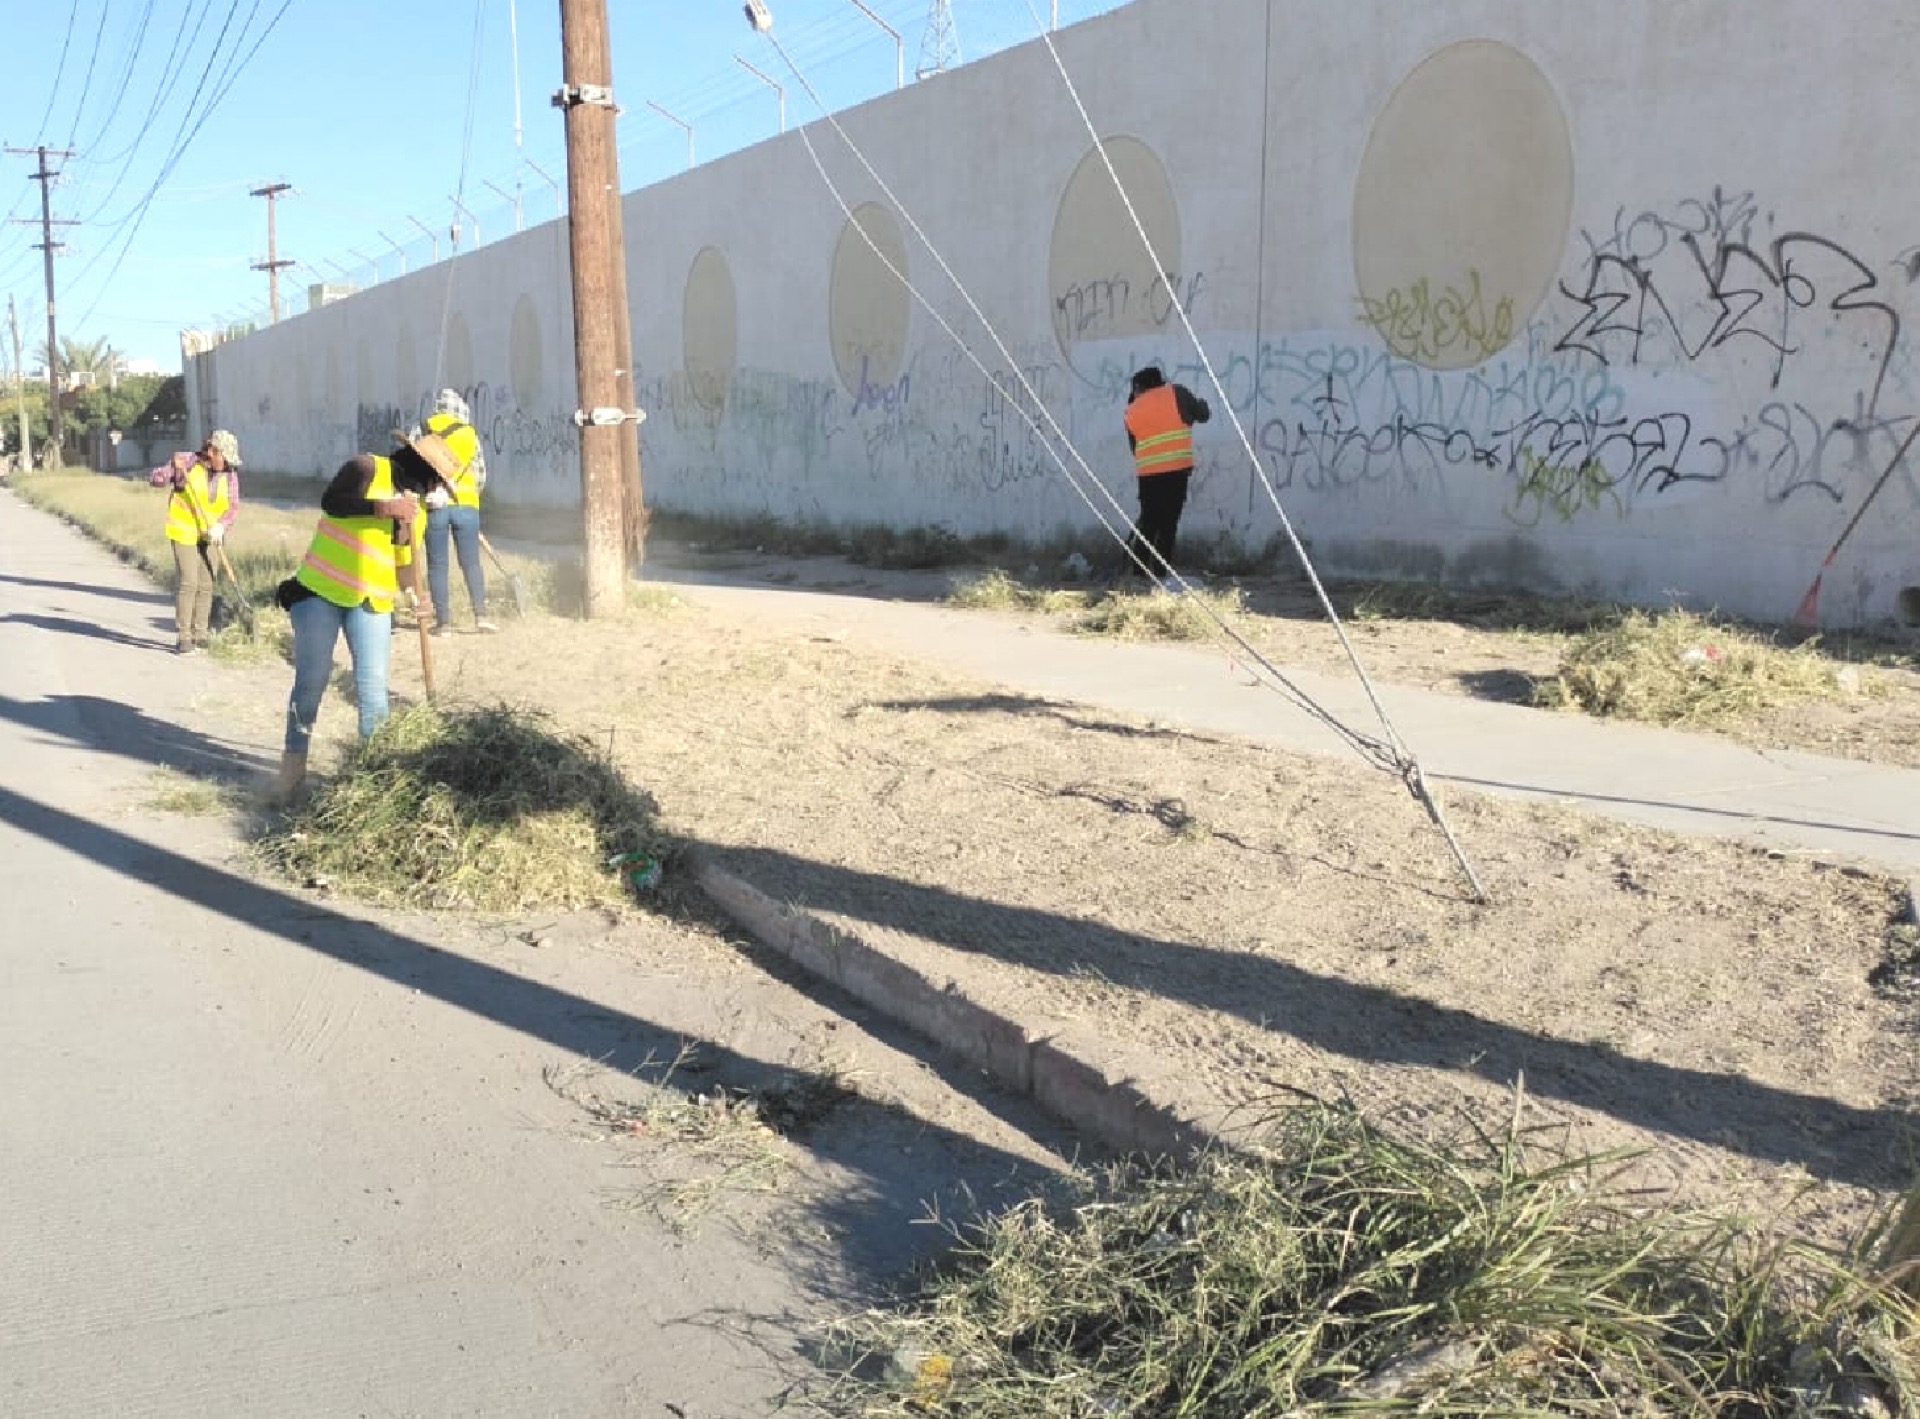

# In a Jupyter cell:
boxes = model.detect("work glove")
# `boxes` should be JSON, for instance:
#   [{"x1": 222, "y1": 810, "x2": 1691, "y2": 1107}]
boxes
[
  {"x1": 207, "y1": 523, "x2": 226, "y2": 545},
  {"x1": 424, "y1": 487, "x2": 452, "y2": 510}
]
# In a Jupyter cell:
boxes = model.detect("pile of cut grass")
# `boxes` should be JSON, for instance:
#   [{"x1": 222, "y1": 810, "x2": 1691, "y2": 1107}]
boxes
[
  {"x1": 948, "y1": 570, "x2": 1243, "y2": 642},
  {"x1": 1073, "y1": 583, "x2": 1245, "y2": 642},
  {"x1": 258, "y1": 702, "x2": 662, "y2": 912},
  {"x1": 1535, "y1": 609, "x2": 1870, "y2": 727},
  {"x1": 948, "y1": 568, "x2": 1094, "y2": 616},
  {"x1": 823, "y1": 1105, "x2": 1918, "y2": 1417}
]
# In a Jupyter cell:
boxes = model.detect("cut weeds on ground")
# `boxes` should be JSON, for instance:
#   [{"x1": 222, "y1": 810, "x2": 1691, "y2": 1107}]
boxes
[
  {"x1": 822, "y1": 1102, "x2": 1920, "y2": 1418},
  {"x1": 1536, "y1": 608, "x2": 1887, "y2": 730},
  {"x1": 258, "y1": 702, "x2": 666, "y2": 913}
]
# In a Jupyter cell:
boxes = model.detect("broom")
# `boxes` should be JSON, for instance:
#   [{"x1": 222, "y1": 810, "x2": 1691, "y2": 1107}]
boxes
[{"x1": 1794, "y1": 419, "x2": 1920, "y2": 628}]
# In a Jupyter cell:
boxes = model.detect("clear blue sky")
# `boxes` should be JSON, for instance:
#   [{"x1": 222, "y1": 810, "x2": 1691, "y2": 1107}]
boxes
[{"x1": 0, "y1": 0, "x2": 1118, "y2": 374}]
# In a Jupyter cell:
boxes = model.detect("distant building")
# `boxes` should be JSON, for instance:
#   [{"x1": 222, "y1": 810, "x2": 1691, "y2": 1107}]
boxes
[{"x1": 308, "y1": 282, "x2": 358, "y2": 311}]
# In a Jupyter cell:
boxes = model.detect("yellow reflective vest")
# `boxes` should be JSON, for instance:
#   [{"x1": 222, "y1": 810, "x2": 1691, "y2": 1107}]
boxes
[
  {"x1": 164, "y1": 461, "x2": 235, "y2": 546},
  {"x1": 1124, "y1": 385, "x2": 1196, "y2": 477},
  {"x1": 424, "y1": 411, "x2": 483, "y2": 509},
  {"x1": 294, "y1": 456, "x2": 419, "y2": 613}
]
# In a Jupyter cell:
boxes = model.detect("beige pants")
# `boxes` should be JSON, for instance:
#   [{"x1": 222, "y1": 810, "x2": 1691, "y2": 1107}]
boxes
[{"x1": 172, "y1": 540, "x2": 216, "y2": 648}]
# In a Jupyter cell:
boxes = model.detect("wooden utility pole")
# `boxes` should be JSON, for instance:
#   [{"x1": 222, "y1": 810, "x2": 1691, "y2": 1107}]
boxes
[
  {"x1": 7, "y1": 146, "x2": 76, "y2": 467},
  {"x1": 251, "y1": 183, "x2": 295, "y2": 322},
  {"x1": 6, "y1": 295, "x2": 28, "y2": 468},
  {"x1": 555, "y1": 0, "x2": 643, "y2": 616},
  {"x1": 608, "y1": 189, "x2": 647, "y2": 572}
]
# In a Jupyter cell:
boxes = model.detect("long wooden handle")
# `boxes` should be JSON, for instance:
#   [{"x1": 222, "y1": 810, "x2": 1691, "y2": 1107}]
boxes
[{"x1": 411, "y1": 558, "x2": 435, "y2": 699}]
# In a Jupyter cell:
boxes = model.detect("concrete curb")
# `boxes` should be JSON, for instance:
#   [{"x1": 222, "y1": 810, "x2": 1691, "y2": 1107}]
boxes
[{"x1": 690, "y1": 853, "x2": 1205, "y2": 1159}]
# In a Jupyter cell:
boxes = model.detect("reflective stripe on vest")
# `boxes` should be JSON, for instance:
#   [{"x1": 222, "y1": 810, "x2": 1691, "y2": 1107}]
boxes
[
  {"x1": 425, "y1": 411, "x2": 482, "y2": 508},
  {"x1": 165, "y1": 462, "x2": 232, "y2": 545},
  {"x1": 295, "y1": 457, "x2": 402, "y2": 611},
  {"x1": 1125, "y1": 385, "x2": 1195, "y2": 477}
]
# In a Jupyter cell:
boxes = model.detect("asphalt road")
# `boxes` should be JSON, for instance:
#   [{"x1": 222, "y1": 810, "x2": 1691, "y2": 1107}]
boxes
[{"x1": 0, "y1": 491, "x2": 1066, "y2": 1417}]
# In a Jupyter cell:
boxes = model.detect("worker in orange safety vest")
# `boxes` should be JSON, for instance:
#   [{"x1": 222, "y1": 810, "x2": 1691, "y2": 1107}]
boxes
[{"x1": 1121, "y1": 366, "x2": 1211, "y2": 581}]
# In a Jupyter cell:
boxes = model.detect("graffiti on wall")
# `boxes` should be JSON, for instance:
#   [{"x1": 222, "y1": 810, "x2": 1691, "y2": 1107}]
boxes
[
  {"x1": 1357, "y1": 270, "x2": 1517, "y2": 369},
  {"x1": 1557, "y1": 193, "x2": 1902, "y2": 417},
  {"x1": 1052, "y1": 269, "x2": 1207, "y2": 348}
]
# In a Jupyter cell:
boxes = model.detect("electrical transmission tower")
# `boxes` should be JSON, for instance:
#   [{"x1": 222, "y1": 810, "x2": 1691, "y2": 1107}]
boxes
[{"x1": 917, "y1": 0, "x2": 960, "y2": 80}]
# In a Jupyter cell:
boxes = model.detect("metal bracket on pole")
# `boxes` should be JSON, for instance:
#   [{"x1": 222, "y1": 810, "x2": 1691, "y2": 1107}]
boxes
[
  {"x1": 552, "y1": 83, "x2": 617, "y2": 110},
  {"x1": 573, "y1": 406, "x2": 648, "y2": 428}
]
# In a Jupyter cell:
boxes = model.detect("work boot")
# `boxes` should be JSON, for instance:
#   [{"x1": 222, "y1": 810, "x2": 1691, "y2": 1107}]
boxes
[{"x1": 274, "y1": 751, "x2": 308, "y2": 804}]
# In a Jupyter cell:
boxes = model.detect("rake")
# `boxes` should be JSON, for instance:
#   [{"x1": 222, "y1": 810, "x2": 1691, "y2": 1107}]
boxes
[
  {"x1": 1794, "y1": 419, "x2": 1920, "y2": 628},
  {"x1": 213, "y1": 545, "x2": 258, "y2": 637},
  {"x1": 477, "y1": 531, "x2": 531, "y2": 618}
]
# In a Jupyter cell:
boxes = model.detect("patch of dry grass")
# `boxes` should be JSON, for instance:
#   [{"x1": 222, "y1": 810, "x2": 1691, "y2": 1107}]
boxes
[
  {"x1": 544, "y1": 1047, "x2": 857, "y2": 1232},
  {"x1": 257, "y1": 702, "x2": 664, "y2": 912},
  {"x1": 948, "y1": 571, "x2": 1245, "y2": 643},
  {"x1": 1072, "y1": 584, "x2": 1246, "y2": 642},
  {"x1": 140, "y1": 766, "x2": 231, "y2": 816},
  {"x1": 1535, "y1": 609, "x2": 1880, "y2": 728},
  {"x1": 822, "y1": 1103, "x2": 1920, "y2": 1417}
]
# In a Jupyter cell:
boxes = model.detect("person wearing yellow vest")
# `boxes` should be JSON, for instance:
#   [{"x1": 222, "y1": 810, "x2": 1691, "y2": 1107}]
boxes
[
  {"x1": 271, "y1": 429, "x2": 462, "y2": 800},
  {"x1": 1121, "y1": 366, "x2": 1210, "y2": 581},
  {"x1": 414, "y1": 389, "x2": 496, "y2": 635},
  {"x1": 147, "y1": 428, "x2": 242, "y2": 654}
]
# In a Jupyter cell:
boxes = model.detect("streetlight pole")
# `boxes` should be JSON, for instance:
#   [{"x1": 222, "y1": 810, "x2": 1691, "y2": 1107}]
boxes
[
  {"x1": 483, "y1": 178, "x2": 524, "y2": 233},
  {"x1": 847, "y1": 0, "x2": 903, "y2": 90},
  {"x1": 735, "y1": 54, "x2": 785, "y2": 132},
  {"x1": 407, "y1": 216, "x2": 441, "y2": 263},
  {"x1": 645, "y1": 100, "x2": 693, "y2": 171}
]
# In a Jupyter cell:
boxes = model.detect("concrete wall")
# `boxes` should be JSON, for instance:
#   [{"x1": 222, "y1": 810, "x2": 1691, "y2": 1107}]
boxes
[{"x1": 190, "y1": 0, "x2": 1920, "y2": 627}]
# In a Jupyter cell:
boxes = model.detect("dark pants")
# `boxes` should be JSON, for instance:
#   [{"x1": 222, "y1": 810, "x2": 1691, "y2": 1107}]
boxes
[{"x1": 1126, "y1": 468, "x2": 1192, "y2": 578}]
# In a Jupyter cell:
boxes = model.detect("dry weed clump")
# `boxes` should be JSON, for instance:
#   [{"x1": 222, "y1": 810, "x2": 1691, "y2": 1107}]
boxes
[
  {"x1": 822, "y1": 1105, "x2": 1919, "y2": 1417},
  {"x1": 258, "y1": 702, "x2": 663, "y2": 912},
  {"x1": 947, "y1": 571, "x2": 1244, "y2": 643},
  {"x1": 1536, "y1": 609, "x2": 1870, "y2": 727}
]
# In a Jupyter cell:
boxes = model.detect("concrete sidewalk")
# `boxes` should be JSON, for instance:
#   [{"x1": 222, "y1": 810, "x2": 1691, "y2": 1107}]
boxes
[{"x1": 652, "y1": 569, "x2": 1920, "y2": 874}]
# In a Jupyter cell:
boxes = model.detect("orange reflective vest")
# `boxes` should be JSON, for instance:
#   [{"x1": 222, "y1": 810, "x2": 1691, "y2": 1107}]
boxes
[
  {"x1": 164, "y1": 461, "x2": 234, "y2": 545},
  {"x1": 294, "y1": 457, "x2": 418, "y2": 612},
  {"x1": 1124, "y1": 385, "x2": 1195, "y2": 477},
  {"x1": 424, "y1": 411, "x2": 483, "y2": 509}
]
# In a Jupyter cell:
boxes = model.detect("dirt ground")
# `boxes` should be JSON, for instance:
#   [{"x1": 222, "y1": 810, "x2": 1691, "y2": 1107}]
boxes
[{"x1": 200, "y1": 540, "x2": 1920, "y2": 1257}]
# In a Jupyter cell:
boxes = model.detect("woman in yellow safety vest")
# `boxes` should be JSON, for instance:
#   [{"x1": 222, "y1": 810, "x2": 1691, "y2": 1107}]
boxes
[
  {"x1": 1121, "y1": 366, "x2": 1210, "y2": 581},
  {"x1": 271, "y1": 429, "x2": 461, "y2": 800},
  {"x1": 148, "y1": 428, "x2": 242, "y2": 653},
  {"x1": 415, "y1": 389, "x2": 496, "y2": 635}
]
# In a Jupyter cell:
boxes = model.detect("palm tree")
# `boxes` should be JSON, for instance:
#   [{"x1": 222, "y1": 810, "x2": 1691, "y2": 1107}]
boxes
[{"x1": 36, "y1": 334, "x2": 125, "y2": 390}]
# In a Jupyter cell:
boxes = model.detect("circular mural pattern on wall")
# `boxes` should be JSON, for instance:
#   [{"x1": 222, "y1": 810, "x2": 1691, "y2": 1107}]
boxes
[
  {"x1": 829, "y1": 204, "x2": 910, "y2": 397},
  {"x1": 1048, "y1": 136, "x2": 1183, "y2": 362},
  {"x1": 682, "y1": 246, "x2": 737, "y2": 414},
  {"x1": 510, "y1": 295, "x2": 544, "y2": 414},
  {"x1": 1352, "y1": 39, "x2": 1573, "y2": 371}
]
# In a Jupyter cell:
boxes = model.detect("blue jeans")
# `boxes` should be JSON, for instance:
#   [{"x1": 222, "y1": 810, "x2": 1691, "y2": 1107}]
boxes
[
  {"x1": 425, "y1": 504, "x2": 487, "y2": 626},
  {"x1": 285, "y1": 595, "x2": 392, "y2": 754}
]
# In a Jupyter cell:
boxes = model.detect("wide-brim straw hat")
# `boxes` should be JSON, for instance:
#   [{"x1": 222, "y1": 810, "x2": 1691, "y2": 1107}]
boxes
[{"x1": 392, "y1": 427, "x2": 471, "y2": 489}]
